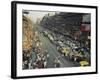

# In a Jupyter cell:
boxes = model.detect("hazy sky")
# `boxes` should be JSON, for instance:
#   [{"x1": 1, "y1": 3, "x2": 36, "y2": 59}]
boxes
[
  {"x1": 24, "y1": 10, "x2": 56, "y2": 23},
  {"x1": 23, "y1": 10, "x2": 90, "y2": 23},
  {"x1": 82, "y1": 14, "x2": 91, "y2": 22}
]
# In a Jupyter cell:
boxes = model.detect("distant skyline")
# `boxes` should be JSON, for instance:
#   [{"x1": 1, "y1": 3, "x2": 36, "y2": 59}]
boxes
[
  {"x1": 23, "y1": 10, "x2": 56, "y2": 23},
  {"x1": 23, "y1": 10, "x2": 91, "y2": 23}
]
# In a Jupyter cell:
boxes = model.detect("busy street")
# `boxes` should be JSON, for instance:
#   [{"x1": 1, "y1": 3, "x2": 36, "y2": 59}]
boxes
[{"x1": 22, "y1": 11, "x2": 91, "y2": 70}]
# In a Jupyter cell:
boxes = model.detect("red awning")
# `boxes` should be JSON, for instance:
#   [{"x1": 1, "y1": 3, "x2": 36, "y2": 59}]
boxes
[{"x1": 80, "y1": 24, "x2": 91, "y2": 32}]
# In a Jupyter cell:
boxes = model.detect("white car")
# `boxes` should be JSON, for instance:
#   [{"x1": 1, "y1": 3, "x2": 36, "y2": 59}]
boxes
[
  {"x1": 47, "y1": 34, "x2": 54, "y2": 42},
  {"x1": 57, "y1": 40, "x2": 64, "y2": 47},
  {"x1": 43, "y1": 31, "x2": 48, "y2": 36}
]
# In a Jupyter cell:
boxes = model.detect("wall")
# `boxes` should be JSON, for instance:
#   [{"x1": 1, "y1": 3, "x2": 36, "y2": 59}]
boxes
[{"x1": 0, "y1": 0, "x2": 99, "y2": 80}]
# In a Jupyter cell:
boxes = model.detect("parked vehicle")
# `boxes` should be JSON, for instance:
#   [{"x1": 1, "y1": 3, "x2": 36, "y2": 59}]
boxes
[
  {"x1": 43, "y1": 31, "x2": 48, "y2": 36},
  {"x1": 47, "y1": 34, "x2": 54, "y2": 42},
  {"x1": 57, "y1": 46, "x2": 70, "y2": 56},
  {"x1": 71, "y1": 51, "x2": 84, "y2": 62},
  {"x1": 79, "y1": 60, "x2": 89, "y2": 66},
  {"x1": 55, "y1": 40, "x2": 65, "y2": 47}
]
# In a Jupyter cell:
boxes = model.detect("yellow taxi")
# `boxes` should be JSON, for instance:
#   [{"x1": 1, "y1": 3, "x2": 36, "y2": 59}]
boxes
[
  {"x1": 58, "y1": 47, "x2": 69, "y2": 56},
  {"x1": 79, "y1": 60, "x2": 89, "y2": 66}
]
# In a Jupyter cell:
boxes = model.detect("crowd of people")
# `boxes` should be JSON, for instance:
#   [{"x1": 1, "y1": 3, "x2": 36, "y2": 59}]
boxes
[
  {"x1": 22, "y1": 35, "x2": 61, "y2": 69},
  {"x1": 22, "y1": 12, "x2": 90, "y2": 70}
]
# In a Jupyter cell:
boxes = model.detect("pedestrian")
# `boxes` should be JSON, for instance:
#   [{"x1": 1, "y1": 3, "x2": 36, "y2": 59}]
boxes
[
  {"x1": 43, "y1": 60, "x2": 47, "y2": 68},
  {"x1": 44, "y1": 50, "x2": 49, "y2": 59},
  {"x1": 22, "y1": 61, "x2": 25, "y2": 69},
  {"x1": 28, "y1": 62, "x2": 32, "y2": 69},
  {"x1": 28, "y1": 59, "x2": 33, "y2": 69},
  {"x1": 54, "y1": 58, "x2": 60, "y2": 68},
  {"x1": 46, "y1": 53, "x2": 50, "y2": 59},
  {"x1": 24, "y1": 60, "x2": 29, "y2": 69},
  {"x1": 36, "y1": 59, "x2": 44, "y2": 68},
  {"x1": 32, "y1": 61, "x2": 37, "y2": 69}
]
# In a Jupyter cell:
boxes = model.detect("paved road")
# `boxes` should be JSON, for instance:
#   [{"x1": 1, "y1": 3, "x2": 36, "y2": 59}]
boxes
[{"x1": 37, "y1": 26, "x2": 80, "y2": 68}]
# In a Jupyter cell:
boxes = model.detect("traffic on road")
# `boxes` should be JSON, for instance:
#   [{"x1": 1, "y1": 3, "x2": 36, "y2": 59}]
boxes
[{"x1": 22, "y1": 11, "x2": 91, "y2": 70}]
